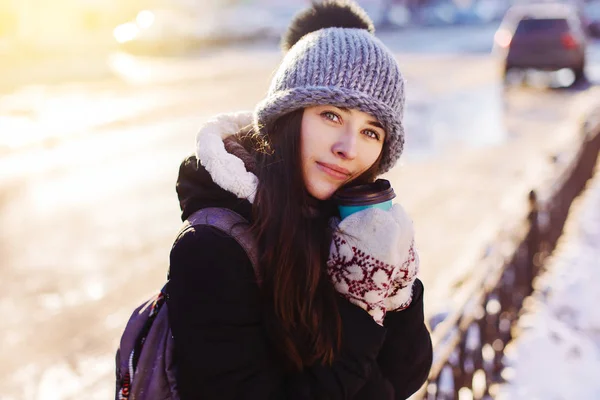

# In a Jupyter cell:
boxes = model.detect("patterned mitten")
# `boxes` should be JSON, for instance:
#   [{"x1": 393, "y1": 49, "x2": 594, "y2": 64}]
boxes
[
  {"x1": 384, "y1": 240, "x2": 419, "y2": 312},
  {"x1": 327, "y1": 204, "x2": 416, "y2": 325}
]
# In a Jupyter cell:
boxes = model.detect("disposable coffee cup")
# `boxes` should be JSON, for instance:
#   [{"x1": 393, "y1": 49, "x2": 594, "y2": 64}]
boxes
[{"x1": 332, "y1": 179, "x2": 396, "y2": 220}]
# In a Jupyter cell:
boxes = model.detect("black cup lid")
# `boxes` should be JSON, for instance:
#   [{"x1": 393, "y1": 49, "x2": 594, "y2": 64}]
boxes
[{"x1": 332, "y1": 179, "x2": 396, "y2": 206}]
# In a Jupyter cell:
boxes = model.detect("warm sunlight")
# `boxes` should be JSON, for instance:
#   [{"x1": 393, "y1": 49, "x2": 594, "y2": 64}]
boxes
[
  {"x1": 2, "y1": 1, "x2": 600, "y2": 399},
  {"x1": 136, "y1": 10, "x2": 155, "y2": 30},
  {"x1": 113, "y1": 22, "x2": 139, "y2": 44}
]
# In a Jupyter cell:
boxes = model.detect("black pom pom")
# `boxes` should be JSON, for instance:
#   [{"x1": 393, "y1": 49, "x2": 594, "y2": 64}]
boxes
[{"x1": 281, "y1": 0, "x2": 375, "y2": 52}]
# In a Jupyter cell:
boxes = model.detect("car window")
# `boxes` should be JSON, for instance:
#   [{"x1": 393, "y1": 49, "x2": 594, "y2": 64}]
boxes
[{"x1": 514, "y1": 18, "x2": 570, "y2": 35}]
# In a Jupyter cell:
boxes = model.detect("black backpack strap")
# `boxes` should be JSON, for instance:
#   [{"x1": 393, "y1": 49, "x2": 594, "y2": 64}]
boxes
[{"x1": 176, "y1": 207, "x2": 260, "y2": 284}]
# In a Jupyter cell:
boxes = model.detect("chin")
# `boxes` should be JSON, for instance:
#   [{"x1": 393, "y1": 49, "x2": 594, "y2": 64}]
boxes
[{"x1": 306, "y1": 180, "x2": 339, "y2": 201}]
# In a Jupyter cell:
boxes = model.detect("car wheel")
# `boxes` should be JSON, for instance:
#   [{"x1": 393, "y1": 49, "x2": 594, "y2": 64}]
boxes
[
  {"x1": 573, "y1": 64, "x2": 586, "y2": 83},
  {"x1": 502, "y1": 65, "x2": 515, "y2": 85},
  {"x1": 503, "y1": 65, "x2": 524, "y2": 87}
]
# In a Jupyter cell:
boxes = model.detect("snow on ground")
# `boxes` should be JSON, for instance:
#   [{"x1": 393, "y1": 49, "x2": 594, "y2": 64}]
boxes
[{"x1": 498, "y1": 158, "x2": 600, "y2": 400}]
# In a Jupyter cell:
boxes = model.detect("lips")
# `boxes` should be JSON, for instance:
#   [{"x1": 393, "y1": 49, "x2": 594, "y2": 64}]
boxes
[{"x1": 316, "y1": 162, "x2": 351, "y2": 180}]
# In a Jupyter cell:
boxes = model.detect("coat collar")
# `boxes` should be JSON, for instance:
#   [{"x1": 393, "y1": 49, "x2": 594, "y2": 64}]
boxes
[{"x1": 195, "y1": 111, "x2": 258, "y2": 203}]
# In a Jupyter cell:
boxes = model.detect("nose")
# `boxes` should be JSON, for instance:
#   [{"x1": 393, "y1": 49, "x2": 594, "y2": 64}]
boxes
[{"x1": 332, "y1": 129, "x2": 358, "y2": 160}]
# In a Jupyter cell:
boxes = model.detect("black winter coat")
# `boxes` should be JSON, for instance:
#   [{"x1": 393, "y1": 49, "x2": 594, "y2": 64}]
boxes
[{"x1": 166, "y1": 154, "x2": 433, "y2": 400}]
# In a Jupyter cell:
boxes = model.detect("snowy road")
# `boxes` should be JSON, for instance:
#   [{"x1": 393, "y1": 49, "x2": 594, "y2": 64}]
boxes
[{"x1": 1, "y1": 25, "x2": 600, "y2": 399}]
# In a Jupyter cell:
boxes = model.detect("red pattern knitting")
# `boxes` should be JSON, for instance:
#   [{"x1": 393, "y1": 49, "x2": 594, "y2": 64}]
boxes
[
  {"x1": 327, "y1": 235, "x2": 398, "y2": 323},
  {"x1": 386, "y1": 241, "x2": 418, "y2": 311}
]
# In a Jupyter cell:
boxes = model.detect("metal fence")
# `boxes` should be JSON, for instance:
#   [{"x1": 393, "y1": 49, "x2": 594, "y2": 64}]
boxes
[{"x1": 412, "y1": 107, "x2": 600, "y2": 400}]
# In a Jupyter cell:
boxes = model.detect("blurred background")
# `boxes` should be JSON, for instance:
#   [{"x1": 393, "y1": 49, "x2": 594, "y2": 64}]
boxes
[{"x1": 1, "y1": 0, "x2": 600, "y2": 398}]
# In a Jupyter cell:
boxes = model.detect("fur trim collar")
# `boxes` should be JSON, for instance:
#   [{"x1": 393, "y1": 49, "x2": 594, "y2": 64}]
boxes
[{"x1": 195, "y1": 111, "x2": 258, "y2": 203}]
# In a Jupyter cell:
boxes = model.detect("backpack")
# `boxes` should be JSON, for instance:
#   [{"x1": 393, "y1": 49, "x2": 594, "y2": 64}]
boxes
[{"x1": 115, "y1": 207, "x2": 259, "y2": 400}]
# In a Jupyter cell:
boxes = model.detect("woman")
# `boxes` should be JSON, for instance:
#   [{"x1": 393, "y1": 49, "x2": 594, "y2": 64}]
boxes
[{"x1": 167, "y1": 1, "x2": 432, "y2": 399}]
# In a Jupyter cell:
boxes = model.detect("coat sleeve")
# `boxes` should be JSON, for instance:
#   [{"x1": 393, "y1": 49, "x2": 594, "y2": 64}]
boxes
[
  {"x1": 377, "y1": 280, "x2": 433, "y2": 399},
  {"x1": 166, "y1": 225, "x2": 388, "y2": 400}
]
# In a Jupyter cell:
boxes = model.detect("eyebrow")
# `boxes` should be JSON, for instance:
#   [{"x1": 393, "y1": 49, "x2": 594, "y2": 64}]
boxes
[{"x1": 337, "y1": 106, "x2": 384, "y2": 129}]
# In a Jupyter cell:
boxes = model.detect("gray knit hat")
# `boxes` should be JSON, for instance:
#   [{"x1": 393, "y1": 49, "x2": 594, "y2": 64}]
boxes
[{"x1": 254, "y1": 0, "x2": 406, "y2": 174}]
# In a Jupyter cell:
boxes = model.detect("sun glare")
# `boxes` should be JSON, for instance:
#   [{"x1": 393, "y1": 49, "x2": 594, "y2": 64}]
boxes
[
  {"x1": 136, "y1": 10, "x2": 155, "y2": 29},
  {"x1": 113, "y1": 22, "x2": 139, "y2": 44}
]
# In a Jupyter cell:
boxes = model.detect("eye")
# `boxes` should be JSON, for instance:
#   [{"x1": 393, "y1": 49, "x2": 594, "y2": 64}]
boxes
[
  {"x1": 321, "y1": 111, "x2": 341, "y2": 123},
  {"x1": 363, "y1": 129, "x2": 381, "y2": 141}
]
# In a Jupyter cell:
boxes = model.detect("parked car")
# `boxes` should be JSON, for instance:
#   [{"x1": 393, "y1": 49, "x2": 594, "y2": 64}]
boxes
[{"x1": 493, "y1": 3, "x2": 587, "y2": 83}]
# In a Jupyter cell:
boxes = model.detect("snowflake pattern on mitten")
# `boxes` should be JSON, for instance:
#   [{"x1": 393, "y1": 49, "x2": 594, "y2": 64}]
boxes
[
  {"x1": 326, "y1": 204, "x2": 418, "y2": 325},
  {"x1": 327, "y1": 234, "x2": 399, "y2": 325},
  {"x1": 385, "y1": 241, "x2": 419, "y2": 312}
]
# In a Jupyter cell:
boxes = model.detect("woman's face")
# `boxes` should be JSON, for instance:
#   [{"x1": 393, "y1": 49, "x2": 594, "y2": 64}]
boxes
[{"x1": 301, "y1": 105, "x2": 386, "y2": 200}]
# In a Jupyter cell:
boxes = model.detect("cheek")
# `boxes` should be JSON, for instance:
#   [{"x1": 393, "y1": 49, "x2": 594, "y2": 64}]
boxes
[
  {"x1": 300, "y1": 117, "x2": 330, "y2": 169},
  {"x1": 300, "y1": 137, "x2": 343, "y2": 200},
  {"x1": 300, "y1": 119, "x2": 321, "y2": 187},
  {"x1": 355, "y1": 144, "x2": 383, "y2": 176}
]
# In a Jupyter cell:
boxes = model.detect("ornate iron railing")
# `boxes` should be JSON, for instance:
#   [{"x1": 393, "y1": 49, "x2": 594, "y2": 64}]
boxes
[{"x1": 412, "y1": 107, "x2": 600, "y2": 400}]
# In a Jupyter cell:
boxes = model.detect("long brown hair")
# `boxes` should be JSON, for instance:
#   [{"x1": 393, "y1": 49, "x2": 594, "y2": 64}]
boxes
[{"x1": 239, "y1": 108, "x2": 381, "y2": 371}]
